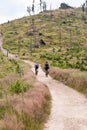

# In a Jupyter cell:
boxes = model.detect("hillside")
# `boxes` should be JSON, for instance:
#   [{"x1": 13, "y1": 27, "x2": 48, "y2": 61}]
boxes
[
  {"x1": 0, "y1": 38, "x2": 51, "y2": 129},
  {"x1": 0, "y1": 8, "x2": 87, "y2": 71},
  {"x1": 0, "y1": 8, "x2": 87, "y2": 130}
]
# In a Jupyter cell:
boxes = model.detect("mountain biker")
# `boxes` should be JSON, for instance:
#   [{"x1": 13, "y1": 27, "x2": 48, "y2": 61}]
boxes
[
  {"x1": 44, "y1": 61, "x2": 50, "y2": 77},
  {"x1": 34, "y1": 62, "x2": 39, "y2": 75}
]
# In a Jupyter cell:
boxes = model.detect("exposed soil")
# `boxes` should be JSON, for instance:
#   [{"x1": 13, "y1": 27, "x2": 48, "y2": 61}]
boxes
[{"x1": 0, "y1": 36, "x2": 87, "y2": 130}]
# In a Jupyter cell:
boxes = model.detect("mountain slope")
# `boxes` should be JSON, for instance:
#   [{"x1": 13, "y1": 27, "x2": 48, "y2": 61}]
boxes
[{"x1": 0, "y1": 8, "x2": 87, "y2": 70}]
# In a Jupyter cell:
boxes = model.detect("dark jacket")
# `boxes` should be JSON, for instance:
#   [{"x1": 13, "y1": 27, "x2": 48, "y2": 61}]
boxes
[{"x1": 44, "y1": 62, "x2": 49, "y2": 70}]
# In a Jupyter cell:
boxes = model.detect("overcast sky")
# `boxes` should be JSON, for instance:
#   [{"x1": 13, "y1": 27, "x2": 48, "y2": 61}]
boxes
[{"x1": 0, "y1": 0, "x2": 85, "y2": 24}]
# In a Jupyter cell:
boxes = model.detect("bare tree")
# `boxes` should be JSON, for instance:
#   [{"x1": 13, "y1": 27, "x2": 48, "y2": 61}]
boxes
[
  {"x1": 18, "y1": 40, "x2": 21, "y2": 54},
  {"x1": 82, "y1": 3, "x2": 85, "y2": 13},
  {"x1": 59, "y1": 27, "x2": 62, "y2": 45},
  {"x1": 86, "y1": 0, "x2": 87, "y2": 21},
  {"x1": 69, "y1": 28, "x2": 72, "y2": 46},
  {"x1": 27, "y1": 6, "x2": 31, "y2": 16},
  {"x1": 40, "y1": 0, "x2": 42, "y2": 12},
  {"x1": 31, "y1": 0, "x2": 37, "y2": 49},
  {"x1": 43, "y1": 1, "x2": 47, "y2": 11},
  {"x1": 27, "y1": 6, "x2": 32, "y2": 54},
  {"x1": 32, "y1": 0, "x2": 35, "y2": 14},
  {"x1": 39, "y1": 0, "x2": 47, "y2": 12},
  {"x1": 29, "y1": 39, "x2": 32, "y2": 55}
]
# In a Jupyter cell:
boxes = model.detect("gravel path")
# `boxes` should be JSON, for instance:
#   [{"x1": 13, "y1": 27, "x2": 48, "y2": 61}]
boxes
[
  {"x1": 24, "y1": 60, "x2": 87, "y2": 130},
  {"x1": 0, "y1": 36, "x2": 87, "y2": 130},
  {"x1": 0, "y1": 35, "x2": 17, "y2": 59}
]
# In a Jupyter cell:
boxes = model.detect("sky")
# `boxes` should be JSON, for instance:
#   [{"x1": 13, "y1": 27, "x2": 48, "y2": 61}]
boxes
[{"x1": 0, "y1": 0, "x2": 86, "y2": 24}]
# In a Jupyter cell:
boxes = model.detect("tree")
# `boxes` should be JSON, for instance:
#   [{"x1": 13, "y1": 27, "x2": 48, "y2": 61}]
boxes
[
  {"x1": 82, "y1": 3, "x2": 85, "y2": 13},
  {"x1": 82, "y1": 3, "x2": 85, "y2": 20},
  {"x1": 32, "y1": 0, "x2": 35, "y2": 14},
  {"x1": 40, "y1": 0, "x2": 42, "y2": 12},
  {"x1": 39, "y1": 0, "x2": 47, "y2": 12},
  {"x1": 43, "y1": 1, "x2": 47, "y2": 11},
  {"x1": 69, "y1": 28, "x2": 72, "y2": 46},
  {"x1": 59, "y1": 27, "x2": 62, "y2": 45},
  {"x1": 86, "y1": 0, "x2": 87, "y2": 21},
  {"x1": 27, "y1": 6, "x2": 31, "y2": 16}
]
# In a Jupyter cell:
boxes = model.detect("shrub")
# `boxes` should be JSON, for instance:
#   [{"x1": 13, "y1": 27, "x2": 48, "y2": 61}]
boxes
[{"x1": 9, "y1": 79, "x2": 31, "y2": 94}]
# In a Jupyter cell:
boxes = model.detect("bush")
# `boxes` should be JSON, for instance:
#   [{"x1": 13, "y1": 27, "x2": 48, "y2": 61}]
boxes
[{"x1": 9, "y1": 79, "x2": 31, "y2": 94}]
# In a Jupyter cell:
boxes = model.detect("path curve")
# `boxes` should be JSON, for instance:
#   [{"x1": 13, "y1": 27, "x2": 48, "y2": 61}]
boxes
[
  {"x1": 0, "y1": 35, "x2": 17, "y2": 59},
  {"x1": 0, "y1": 36, "x2": 87, "y2": 130}
]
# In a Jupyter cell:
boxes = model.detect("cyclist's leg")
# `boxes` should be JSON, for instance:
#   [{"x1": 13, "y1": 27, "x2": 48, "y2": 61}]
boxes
[
  {"x1": 35, "y1": 68, "x2": 38, "y2": 75},
  {"x1": 45, "y1": 69, "x2": 48, "y2": 77},
  {"x1": 35, "y1": 68, "x2": 37, "y2": 75}
]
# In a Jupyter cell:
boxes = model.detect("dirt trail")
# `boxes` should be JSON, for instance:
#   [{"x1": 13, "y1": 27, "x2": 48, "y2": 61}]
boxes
[
  {"x1": 0, "y1": 36, "x2": 87, "y2": 130},
  {"x1": 0, "y1": 36, "x2": 17, "y2": 59},
  {"x1": 24, "y1": 60, "x2": 87, "y2": 130}
]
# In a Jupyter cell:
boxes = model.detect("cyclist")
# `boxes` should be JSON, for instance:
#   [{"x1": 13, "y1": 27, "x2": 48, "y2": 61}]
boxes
[
  {"x1": 34, "y1": 62, "x2": 39, "y2": 75},
  {"x1": 44, "y1": 61, "x2": 50, "y2": 77}
]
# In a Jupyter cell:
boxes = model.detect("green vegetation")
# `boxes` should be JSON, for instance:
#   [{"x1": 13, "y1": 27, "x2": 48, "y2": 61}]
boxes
[
  {"x1": 0, "y1": 52, "x2": 50, "y2": 130},
  {"x1": 0, "y1": 7, "x2": 87, "y2": 129},
  {"x1": 1, "y1": 8, "x2": 87, "y2": 71},
  {"x1": 40, "y1": 47, "x2": 87, "y2": 71},
  {"x1": 9, "y1": 79, "x2": 31, "y2": 94},
  {"x1": 0, "y1": 106, "x2": 9, "y2": 119},
  {"x1": 0, "y1": 52, "x2": 24, "y2": 78}
]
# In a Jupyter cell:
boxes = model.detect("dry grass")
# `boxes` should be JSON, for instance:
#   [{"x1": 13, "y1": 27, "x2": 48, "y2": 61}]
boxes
[
  {"x1": 0, "y1": 81, "x2": 51, "y2": 130},
  {"x1": 0, "y1": 62, "x2": 51, "y2": 130},
  {"x1": 10, "y1": 81, "x2": 50, "y2": 116},
  {"x1": 22, "y1": 69, "x2": 36, "y2": 85},
  {"x1": 2, "y1": 114, "x2": 24, "y2": 130},
  {"x1": 49, "y1": 67, "x2": 87, "y2": 96},
  {"x1": 0, "y1": 73, "x2": 19, "y2": 89}
]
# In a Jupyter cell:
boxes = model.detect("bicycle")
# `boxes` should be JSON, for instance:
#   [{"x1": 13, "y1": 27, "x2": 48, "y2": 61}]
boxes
[
  {"x1": 45, "y1": 69, "x2": 49, "y2": 77},
  {"x1": 34, "y1": 63, "x2": 39, "y2": 75},
  {"x1": 35, "y1": 69, "x2": 38, "y2": 75}
]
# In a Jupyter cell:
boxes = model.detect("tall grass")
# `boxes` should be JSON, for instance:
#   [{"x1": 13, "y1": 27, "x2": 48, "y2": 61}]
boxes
[
  {"x1": 0, "y1": 82, "x2": 51, "y2": 130},
  {"x1": 50, "y1": 67, "x2": 87, "y2": 96},
  {"x1": 0, "y1": 58, "x2": 51, "y2": 130}
]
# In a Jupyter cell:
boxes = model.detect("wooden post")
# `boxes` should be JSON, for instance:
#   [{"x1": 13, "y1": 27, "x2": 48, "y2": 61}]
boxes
[
  {"x1": 59, "y1": 26, "x2": 62, "y2": 45},
  {"x1": 70, "y1": 28, "x2": 72, "y2": 46},
  {"x1": 29, "y1": 39, "x2": 32, "y2": 55},
  {"x1": 86, "y1": 0, "x2": 87, "y2": 22},
  {"x1": 18, "y1": 41, "x2": 21, "y2": 54}
]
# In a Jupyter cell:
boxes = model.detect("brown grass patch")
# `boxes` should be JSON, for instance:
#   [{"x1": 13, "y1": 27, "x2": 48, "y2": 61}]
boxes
[
  {"x1": 0, "y1": 66, "x2": 51, "y2": 130},
  {"x1": 10, "y1": 81, "x2": 50, "y2": 116},
  {"x1": 22, "y1": 69, "x2": 36, "y2": 84},
  {"x1": 0, "y1": 73, "x2": 19, "y2": 89},
  {"x1": 0, "y1": 81, "x2": 50, "y2": 130},
  {"x1": 2, "y1": 114, "x2": 24, "y2": 130},
  {"x1": 49, "y1": 67, "x2": 87, "y2": 96}
]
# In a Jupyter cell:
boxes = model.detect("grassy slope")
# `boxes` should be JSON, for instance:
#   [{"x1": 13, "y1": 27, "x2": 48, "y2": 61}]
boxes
[
  {"x1": 0, "y1": 52, "x2": 51, "y2": 130},
  {"x1": 0, "y1": 7, "x2": 87, "y2": 128},
  {"x1": 0, "y1": 8, "x2": 87, "y2": 96},
  {"x1": 0, "y1": 8, "x2": 87, "y2": 70},
  {"x1": 0, "y1": 51, "x2": 24, "y2": 78}
]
